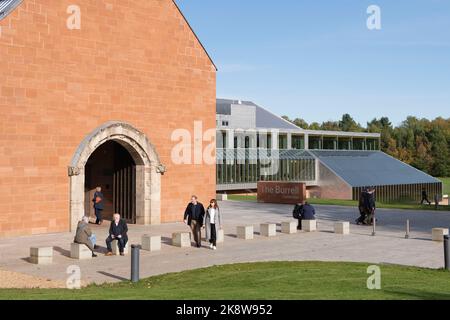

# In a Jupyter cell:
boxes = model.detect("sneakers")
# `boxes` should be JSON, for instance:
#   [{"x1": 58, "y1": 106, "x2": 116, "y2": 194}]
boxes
[
  {"x1": 105, "y1": 251, "x2": 113, "y2": 256},
  {"x1": 209, "y1": 243, "x2": 213, "y2": 249},
  {"x1": 92, "y1": 253, "x2": 97, "y2": 258},
  {"x1": 213, "y1": 246, "x2": 217, "y2": 250}
]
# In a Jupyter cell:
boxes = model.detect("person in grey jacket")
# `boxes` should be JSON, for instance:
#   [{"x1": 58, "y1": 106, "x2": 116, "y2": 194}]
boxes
[
  {"x1": 74, "y1": 216, "x2": 97, "y2": 257},
  {"x1": 203, "y1": 199, "x2": 222, "y2": 250}
]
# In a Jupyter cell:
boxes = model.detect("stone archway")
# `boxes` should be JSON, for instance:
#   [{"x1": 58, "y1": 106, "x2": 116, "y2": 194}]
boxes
[{"x1": 68, "y1": 121, "x2": 166, "y2": 231}]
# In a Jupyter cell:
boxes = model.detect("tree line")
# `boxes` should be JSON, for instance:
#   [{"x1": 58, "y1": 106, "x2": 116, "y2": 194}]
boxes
[{"x1": 282, "y1": 114, "x2": 450, "y2": 177}]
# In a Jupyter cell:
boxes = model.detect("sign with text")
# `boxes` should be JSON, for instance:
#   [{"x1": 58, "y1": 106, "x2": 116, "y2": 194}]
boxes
[{"x1": 257, "y1": 182, "x2": 306, "y2": 204}]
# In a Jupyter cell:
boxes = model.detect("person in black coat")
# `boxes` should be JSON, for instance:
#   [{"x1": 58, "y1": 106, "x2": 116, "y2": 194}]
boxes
[
  {"x1": 293, "y1": 203, "x2": 304, "y2": 230},
  {"x1": 184, "y1": 195, "x2": 205, "y2": 248},
  {"x1": 92, "y1": 186, "x2": 104, "y2": 225},
  {"x1": 105, "y1": 213, "x2": 128, "y2": 256},
  {"x1": 421, "y1": 189, "x2": 431, "y2": 205},
  {"x1": 293, "y1": 201, "x2": 316, "y2": 230}
]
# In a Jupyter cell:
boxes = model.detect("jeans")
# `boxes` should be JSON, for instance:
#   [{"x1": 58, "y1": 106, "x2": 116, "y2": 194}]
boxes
[
  {"x1": 106, "y1": 235, "x2": 126, "y2": 253},
  {"x1": 190, "y1": 220, "x2": 202, "y2": 247},
  {"x1": 210, "y1": 223, "x2": 217, "y2": 246},
  {"x1": 95, "y1": 208, "x2": 103, "y2": 224},
  {"x1": 89, "y1": 234, "x2": 96, "y2": 247}
]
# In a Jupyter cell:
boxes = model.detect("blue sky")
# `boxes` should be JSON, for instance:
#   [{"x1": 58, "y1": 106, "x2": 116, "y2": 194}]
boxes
[{"x1": 176, "y1": 0, "x2": 450, "y2": 126}]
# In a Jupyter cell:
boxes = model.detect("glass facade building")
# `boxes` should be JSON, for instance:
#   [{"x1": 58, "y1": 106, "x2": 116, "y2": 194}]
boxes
[{"x1": 215, "y1": 99, "x2": 443, "y2": 202}]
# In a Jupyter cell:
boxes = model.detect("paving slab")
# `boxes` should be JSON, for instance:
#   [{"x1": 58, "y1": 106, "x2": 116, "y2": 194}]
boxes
[{"x1": 0, "y1": 201, "x2": 449, "y2": 287}]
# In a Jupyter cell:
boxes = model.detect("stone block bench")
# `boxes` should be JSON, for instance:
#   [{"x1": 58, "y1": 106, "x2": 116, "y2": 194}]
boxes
[
  {"x1": 70, "y1": 243, "x2": 92, "y2": 260},
  {"x1": 111, "y1": 240, "x2": 129, "y2": 255},
  {"x1": 30, "y1": 247, "x2": 53, "y2": 264},
  {"x1": 141, "y1": 235, "x2": 161, "y2": 252},
  {"x1": 237, "y1": 225, "x2": 254, "y2": 240},
  {"x1": 260, "y1": 223, "x2": 276, "y2": 237},
  {"x1": 334, "y1": 221, "x2": 350, "y2": 235},
  {"x1": 216, "y1": 194, "x2": 228, "y2": 201},
  {"x1": 216, "y1": 229, "x2": 224, "y2": 244},
  {"x1": 172, "y1": 232, "x2": 191, "y2": 247},
  {"x1": 281, "y1": 221, "x2": 297, "y2": 234},
  {"x1": 302, "y1": 220, "x2": 317, "y2": 232},
  {"x1": 432, "y1": 228, "x2": 449, "y2": 242}
]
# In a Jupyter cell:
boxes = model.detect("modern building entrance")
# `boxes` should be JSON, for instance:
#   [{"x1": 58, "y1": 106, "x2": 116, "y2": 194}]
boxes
[{"x1": 85, "y1": 141, "x2": 137, "y2": 223}]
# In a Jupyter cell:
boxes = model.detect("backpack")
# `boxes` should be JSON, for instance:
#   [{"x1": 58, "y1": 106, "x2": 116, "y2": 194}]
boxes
[{"x1": 292, "y1": 205, "x2": 302, "y2": 219}]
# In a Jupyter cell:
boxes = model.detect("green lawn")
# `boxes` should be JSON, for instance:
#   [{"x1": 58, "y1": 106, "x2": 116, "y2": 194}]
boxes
[
  {"x1": 228, "y1": 195, "x2": 450, "y2": 211},
  {"x1": 1, "y1": 262, "x2": 450, "y2": 300},
  {"x1": 440, "y1": 178, "x2": 450, "y2": 195}
]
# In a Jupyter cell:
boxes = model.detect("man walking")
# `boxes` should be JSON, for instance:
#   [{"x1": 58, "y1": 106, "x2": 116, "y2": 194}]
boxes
[
  {"x1": 184, "y1": 195, "x2": 205, "y2": 248},
  {"x1": 93, "y1": 186, "x2": 104, "y2": 225},
  {"x1": 421, "y1": 188, "x2": 431, "y2": 205}
]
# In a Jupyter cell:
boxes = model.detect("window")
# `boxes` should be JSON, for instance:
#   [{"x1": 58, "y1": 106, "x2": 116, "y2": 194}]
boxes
[
  {"x1": 292, "y1": 135, "x2": 305, "y2": 149},
  {"x1": 222, "y1": 121, "x2": 229, "y2": 127}
]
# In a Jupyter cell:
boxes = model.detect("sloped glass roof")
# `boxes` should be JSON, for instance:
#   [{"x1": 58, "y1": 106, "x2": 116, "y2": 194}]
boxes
[
  {"x1": 309, "y1": 150, "x2": 441, "y2": 187},
  {"x1": 0, "y1": 0, "x2": 22, "y2": 20}
]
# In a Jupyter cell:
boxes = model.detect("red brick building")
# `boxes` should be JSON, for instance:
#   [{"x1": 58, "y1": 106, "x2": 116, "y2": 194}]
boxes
[{"x1": 0, "y1": 0, "x2": 217, "y2": 238}]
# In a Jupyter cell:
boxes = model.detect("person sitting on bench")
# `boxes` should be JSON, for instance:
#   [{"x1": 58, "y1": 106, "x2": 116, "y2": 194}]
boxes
[
  {"x1": 74, "y1": 216, "x2": 97, "y2": 258},
  {"x1": 105, "y1": 213, "x2": 128, "y2": 256},
  {"x1": 294, "y1": 201, "x2": 316, "y2": 230}
]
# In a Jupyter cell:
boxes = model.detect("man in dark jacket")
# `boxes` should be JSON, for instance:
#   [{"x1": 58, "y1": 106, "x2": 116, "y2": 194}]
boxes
[
  {"x1": 421, "y1": 189, "x2": 431, "y2": 205},
  {"x1": 301, "y1": 202, "x2": 316, "y2": 220},
  {"x1": 93, "y1": 186, "x2": 104, "y2": 225},
  {"x1": 293, "y1": 203, "x2": 304, "y2": 230},
  {"x1": 184, "y1": 195, "x2": 205, "y2": 248},
  {"x1": 105, "y1": 213, "x2": 128, "y2": 256},
  {"x1": 294, "y1": 201, "x2": 316, "y2": 230}
]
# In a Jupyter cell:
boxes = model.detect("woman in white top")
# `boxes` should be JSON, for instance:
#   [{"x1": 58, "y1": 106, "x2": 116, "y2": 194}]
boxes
[{"x1": 203, "y1": 199, "x2": 222, "y2": 250}]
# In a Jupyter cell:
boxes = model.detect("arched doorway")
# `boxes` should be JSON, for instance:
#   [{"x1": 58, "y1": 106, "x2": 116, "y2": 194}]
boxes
[
  {"x1": 68, "y1": 122, "x2": 166, "y2": 231},
  {"x1": 85, "y1": 141, "x2": 137, "y2": 223}
]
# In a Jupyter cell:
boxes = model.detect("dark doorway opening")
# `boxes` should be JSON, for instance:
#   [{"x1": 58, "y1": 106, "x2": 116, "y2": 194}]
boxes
[{"x1": 85, "y1": 141, "x2": 136, "y2": 223}]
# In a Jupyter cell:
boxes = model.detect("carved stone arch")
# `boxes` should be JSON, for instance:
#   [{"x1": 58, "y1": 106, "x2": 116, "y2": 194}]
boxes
[{"x1": 68, "y1": 121, "x2": 165, "y2": 231}]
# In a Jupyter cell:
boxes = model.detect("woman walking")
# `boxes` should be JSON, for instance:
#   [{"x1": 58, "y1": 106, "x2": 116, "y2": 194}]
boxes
[{"x1": 203, "y1": 199, "x2": 222, "y2": 250}]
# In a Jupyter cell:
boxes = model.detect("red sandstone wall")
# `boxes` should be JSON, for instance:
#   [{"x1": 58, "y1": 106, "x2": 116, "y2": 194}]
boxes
[{"x1": 0, "y1": 0, "x2": 216, "y2": 237}]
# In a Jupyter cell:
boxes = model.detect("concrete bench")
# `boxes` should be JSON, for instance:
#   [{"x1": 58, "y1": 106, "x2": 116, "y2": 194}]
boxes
[
  {"x1": 30, "y1": 247, "x2": 53, "y2": 264},
  {"x1": 216, "y1": 229, "x2": 224, "y2": 244},
  {"x1": 70, "y1": 243, "x2": 92, "y2": 260},
  {"x1": 302, "y1": 220, "x2": 317, "y2": 232},
  {"x1": 281, "y1": 221, "x2": 297, "y2": 234},
  {"x1": 216, "y1": 194, "x2": 228, "y2": 201},
  {"x1": 172, "y1": 232, "x2": 191, "y2": 247},
  {"x1": 260, "y1": 223, "x2": 276, "y2": 237},
  {"x1": 141, "y1": 235, "x2": 161, "y2": 252},
  {"x1": 111, "y1": 240, "x2": 129, "y2": 255},
  {"x1": 237, "y1": 225, "x2": 254, "y2": 240},
  {"x1": 432, "y1": 228, "x2": 449, "y2": 242},
  {"x1": 335, "y1": 221, "x2": 350, "y2": 235}
]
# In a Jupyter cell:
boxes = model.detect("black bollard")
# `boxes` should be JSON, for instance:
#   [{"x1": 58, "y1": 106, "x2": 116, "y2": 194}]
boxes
[
  {"x1": 444, "y1": 236, "x2": 450, "y2": 271},
  {"x1": 131, "y1": 244, "x2": 140, "y2": 283}
]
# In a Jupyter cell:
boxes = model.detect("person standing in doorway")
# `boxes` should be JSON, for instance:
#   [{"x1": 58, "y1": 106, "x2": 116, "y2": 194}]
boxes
[
  {"x1": 184, "y1": 195, "x2": 205, "y2": 248},
  {"x1": 203, "y1": 199, "x2": 222, "y2": 250},
  {"x1": 93, "y1": 186, "x2": 104, "y2": 225}
]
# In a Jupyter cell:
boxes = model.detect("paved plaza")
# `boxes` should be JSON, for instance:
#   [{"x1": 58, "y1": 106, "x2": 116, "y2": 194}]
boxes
[{"x1": 1, "y1": 201, "x2": 450, "y2": 288}]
